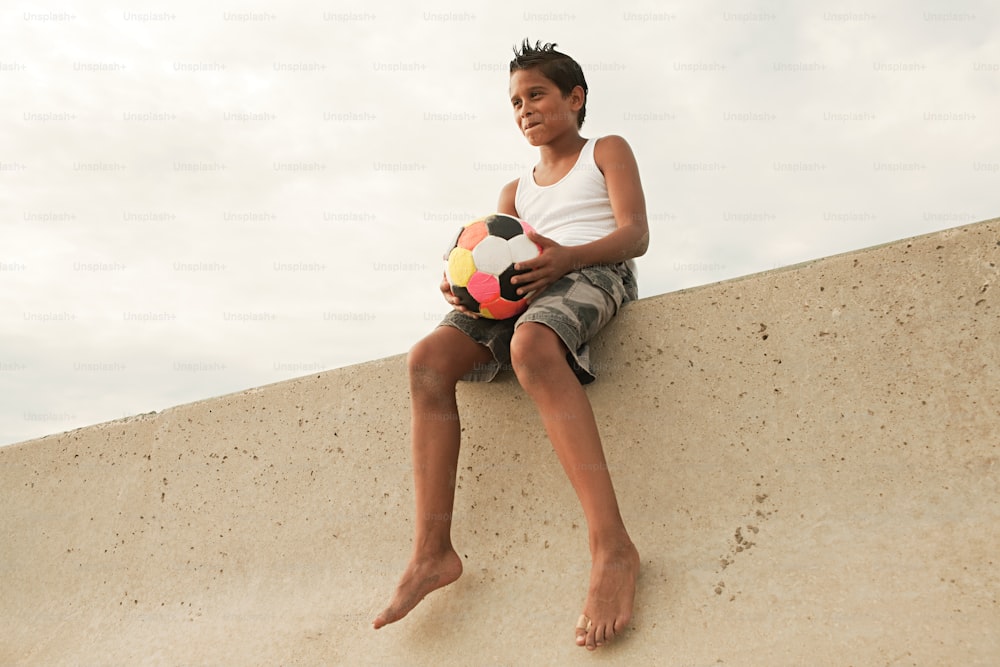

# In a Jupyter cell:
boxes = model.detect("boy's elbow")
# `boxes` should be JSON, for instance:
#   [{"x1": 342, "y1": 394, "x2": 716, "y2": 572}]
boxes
[{"x1": 632, "y1": 230, "x2": 650, "y2": 258}]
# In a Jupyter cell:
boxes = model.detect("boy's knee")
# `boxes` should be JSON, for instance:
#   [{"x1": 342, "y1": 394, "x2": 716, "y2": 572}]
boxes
[
  {"x1": 510, "y1": 323, "x2": 566, "y2": 380},
  {"x1": 408, "y1": 338, "x2": 443, "y2": 376},
  {"x1": 407, "y1": 336, "x2": 461, "y2": 394}
]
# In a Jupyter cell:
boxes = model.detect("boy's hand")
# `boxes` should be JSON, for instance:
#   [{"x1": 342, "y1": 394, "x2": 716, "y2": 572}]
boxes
[
  {"x1": 511, "y1": 230, "x2": 578, "y2": 302},
  {"x1": 440, "y1": 273, "x2": 481, "y2": 318}
]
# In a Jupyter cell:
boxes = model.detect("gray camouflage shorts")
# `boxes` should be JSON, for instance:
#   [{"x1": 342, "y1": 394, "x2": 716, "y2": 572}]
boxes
[{"x1": 439, "y1": 262, "x2": 638, "y2": 385}]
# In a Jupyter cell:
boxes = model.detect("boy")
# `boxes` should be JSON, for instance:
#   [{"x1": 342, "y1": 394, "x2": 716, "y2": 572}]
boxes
[{"x1": 373, "y1": 40, "x2": 648, "y2": 651}]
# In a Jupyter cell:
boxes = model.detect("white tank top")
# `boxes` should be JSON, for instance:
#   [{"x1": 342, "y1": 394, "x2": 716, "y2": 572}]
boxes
[{"x1": 514, "y1": 137, "x2": 616, "y2": 248}]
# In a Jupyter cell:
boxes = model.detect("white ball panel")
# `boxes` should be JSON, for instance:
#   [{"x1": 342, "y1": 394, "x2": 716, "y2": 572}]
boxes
[
  {"x1": 507, "y1": 234, "x2": 540, "y2": 264},
  {"x1": 472, "y1": 235, "x2": 513, "y2": 275}
]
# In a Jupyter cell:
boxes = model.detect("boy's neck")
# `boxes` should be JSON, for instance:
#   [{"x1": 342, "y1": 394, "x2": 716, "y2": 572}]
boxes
[{"x1": 536, "y1": 132, "x2": 588, "y2": 166}]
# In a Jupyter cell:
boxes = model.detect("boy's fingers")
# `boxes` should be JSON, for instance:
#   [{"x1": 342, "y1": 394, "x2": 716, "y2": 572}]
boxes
[
  {"x1": 526, "y1": 229, "x2": 554, "y2": 248},
  {"x1": 514, "y1": 260, "x2": 553, "y2": 281},
  {"x1": 513, "y1": 258, "x2": 541, "y2": 272},
  {"x1": 517, "y1": 276, "x2": 551, "y2": 296}
]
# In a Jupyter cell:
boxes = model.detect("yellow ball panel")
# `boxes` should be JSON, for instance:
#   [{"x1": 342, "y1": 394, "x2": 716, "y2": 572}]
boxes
[{"x1": 447, "y1": 247, "x2": 476, "y2": 287}]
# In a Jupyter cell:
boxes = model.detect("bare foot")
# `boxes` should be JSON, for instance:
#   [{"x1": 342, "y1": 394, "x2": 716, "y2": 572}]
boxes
[
  {"x1": 373, "y1": 548, "x2": 463, "y2": 629},
  {"x1": 575, "y1": 541, "x2": 640, "y2": 650}
]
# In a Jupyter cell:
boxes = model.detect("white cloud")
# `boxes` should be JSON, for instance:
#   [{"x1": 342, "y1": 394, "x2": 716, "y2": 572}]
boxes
[{"x1": 2, "y1": 0, "x2": 997, "y2": 445}]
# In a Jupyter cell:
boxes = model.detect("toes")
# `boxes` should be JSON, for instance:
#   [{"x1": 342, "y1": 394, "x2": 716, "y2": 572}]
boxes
[
  {"x1": 575, "y1": 614, "x2": 590, "y2": 647},
  {"x1": 593, "y1": 622, "x2": 608, "y2": 648},
  {"x1": 583, "y1": 621, "x2": 601, "y2": 650},
  {"x1": 372, "y1": 607, "x2": 394, "y2": 629},
  {"x1": 586, "y1": 626, "x2": 599, "y2": 650},
  {"x1": 577, "y1": 614, "x2": 630, "y2": 649}
]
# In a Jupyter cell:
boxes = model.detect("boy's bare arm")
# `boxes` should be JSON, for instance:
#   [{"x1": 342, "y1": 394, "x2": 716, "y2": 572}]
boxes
[
  {"x1": 497, "y1": 178, "x2": 519, "y2": 216},
  {"x1": 510, "y1": 136, "x2": 649, "y2": 297},
  {"x1": 574, "y1": 134, "x2": 649, "y2": 265}
]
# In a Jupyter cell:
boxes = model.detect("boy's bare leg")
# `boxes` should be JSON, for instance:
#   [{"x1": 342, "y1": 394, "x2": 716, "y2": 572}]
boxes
[
  {"x1": 373, "y1": 325, "x2": 493, "y2": 629},
  {"x1": 510, "y1": 322, "x2": 640, "y2": 651}
]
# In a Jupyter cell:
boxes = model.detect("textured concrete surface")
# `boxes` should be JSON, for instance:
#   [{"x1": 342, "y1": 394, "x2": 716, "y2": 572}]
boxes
[{"x1": 2, "y1": 219, "x2": 999, "y2": 666}]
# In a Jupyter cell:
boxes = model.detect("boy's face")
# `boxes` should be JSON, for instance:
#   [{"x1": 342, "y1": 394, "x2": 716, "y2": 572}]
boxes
[{"x1": 509, "y1": 68, "x2": 583, "y2": 145}]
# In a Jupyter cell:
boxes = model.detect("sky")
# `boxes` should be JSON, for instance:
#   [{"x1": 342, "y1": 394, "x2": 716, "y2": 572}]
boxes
[{"x1": 2, "y1": 0, "x2": 998, "y2": 446}]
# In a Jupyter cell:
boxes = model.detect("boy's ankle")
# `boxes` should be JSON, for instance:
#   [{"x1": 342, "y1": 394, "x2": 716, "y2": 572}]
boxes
[
  {"x1": 588, "y1": 527, "x2": 634, "y2": 554},
  {"x1": 412, "y1": 535, "x2": 457, "y2": 558}
]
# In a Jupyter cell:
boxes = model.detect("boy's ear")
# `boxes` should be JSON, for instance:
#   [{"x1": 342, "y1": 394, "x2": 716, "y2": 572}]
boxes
[{"x1": 569, "y1": 85, "x2": 585, "y2": 109}]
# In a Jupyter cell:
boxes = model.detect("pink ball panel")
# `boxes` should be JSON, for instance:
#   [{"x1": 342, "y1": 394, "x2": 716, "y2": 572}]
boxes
[{"x1": 467, "y1": 272, "x2": 501, "y2": 303}]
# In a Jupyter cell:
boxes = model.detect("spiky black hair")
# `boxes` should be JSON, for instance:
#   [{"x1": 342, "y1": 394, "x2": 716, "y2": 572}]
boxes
[{"x1": 509, "y1": 39, "x2": 589, "y2": 128}]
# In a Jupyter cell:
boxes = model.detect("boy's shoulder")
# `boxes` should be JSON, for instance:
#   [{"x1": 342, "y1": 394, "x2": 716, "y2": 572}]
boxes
[
  {"x1": 593, "y1": 134, "x2": 634, "y2": 158},
  {"x1": 593, "y1": 135, "x2": 639, "y2": 174},
  {"x1": 500, "y1": 177, "x2": 520, "y2": 197},
  {"x1": 497, "y1": 178, "x2": 520, "y2": 216},
  {"x1": 595, "y1": 133, "x2": 628, "y2": 144}
]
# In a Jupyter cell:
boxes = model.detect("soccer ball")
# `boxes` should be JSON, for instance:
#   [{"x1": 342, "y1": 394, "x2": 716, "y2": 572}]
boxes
[{"x1": 444, "y1": 214, "x2": 542, "y2": 319}]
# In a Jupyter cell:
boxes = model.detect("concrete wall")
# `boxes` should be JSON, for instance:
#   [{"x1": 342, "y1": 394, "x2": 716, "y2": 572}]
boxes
[{"x1": 2, "y1": 218, "x2": 998, "y2": 666}]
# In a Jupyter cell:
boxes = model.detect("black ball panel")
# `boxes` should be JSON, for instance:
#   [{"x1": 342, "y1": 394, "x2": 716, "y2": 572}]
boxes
[
  {"x1": 498, "y1": 264, "x2": 529, "y2": 302},
  {"x1": 451, "y1": 284, "x2": 480, "y2": 312},
  {"x1": 485, "y1": 214, "x2": 525, "y2": 240}
]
